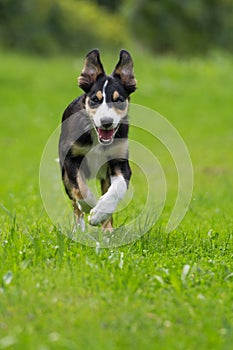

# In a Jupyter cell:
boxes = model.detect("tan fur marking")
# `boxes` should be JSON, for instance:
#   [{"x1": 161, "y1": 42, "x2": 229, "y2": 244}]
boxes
[
  {"x1": 96, "y1": 90, "x2": 103, "y2": 100},
  {"x1": 72, "y1": 200, "x2": 84, "y2": 219},
  {"x1": 77, "y1": 172, "x2": 89, "y2": 199},
  {"x1": 101, "y1": 217, "x2": 113, "y2": 232},
  {"x1": 71, "y1": 143, "x2": 91, "y2": 156},
  {"x1": 114, "y1": 169, "x2": 123, "y2": 176},
  {"x1": 63, "y1": 171, "x2": 72, "y2": 195},
  {"x1": 112, "y1": 100, "x2": 128, "y2": 117},
  {"x1": 68, "y1": 172, "x2": 89, "y2": 202},
  {"x1": 72, "y1": 187, "x2": 84, "y2": 201},
  {"x1": 85, "y1": 97, "x2": 97, "y2": 115},
  {"x1": 113, "y1": 91, "x2": 119, "y2": 101}
]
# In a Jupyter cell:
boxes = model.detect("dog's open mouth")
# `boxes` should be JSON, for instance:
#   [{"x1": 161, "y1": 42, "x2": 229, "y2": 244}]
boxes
[{"x1": 96, "y1": 127, "x2": 118, "y2": 145}]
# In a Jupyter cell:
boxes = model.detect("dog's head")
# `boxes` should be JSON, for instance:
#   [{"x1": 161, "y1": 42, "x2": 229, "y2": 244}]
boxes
[{"x1": 78, "y1": 49, "x2": 136, "y2": 145}]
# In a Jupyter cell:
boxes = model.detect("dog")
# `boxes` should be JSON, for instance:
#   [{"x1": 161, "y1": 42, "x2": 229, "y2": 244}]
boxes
[{"x1": 59, "y1": 49, "x2": 136, "y2": 231}]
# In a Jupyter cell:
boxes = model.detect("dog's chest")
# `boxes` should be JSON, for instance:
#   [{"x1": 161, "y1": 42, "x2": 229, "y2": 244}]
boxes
[{"x1": 72, "y1": 139, "x2": 128, "y2": 179}]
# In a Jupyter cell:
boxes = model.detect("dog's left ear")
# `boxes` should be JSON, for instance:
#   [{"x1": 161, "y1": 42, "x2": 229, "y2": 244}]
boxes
[
  {"x1": 112, "y1": 50, "x2": 137, "y2": 94},
  {"x1": 78, "y1": 49, "x2": 105, "y2": 92}
]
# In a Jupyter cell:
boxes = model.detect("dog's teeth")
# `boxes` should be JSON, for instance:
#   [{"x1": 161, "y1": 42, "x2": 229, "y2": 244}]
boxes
[{"x1": 98, "y1": 128, "x2": 114, "y2": 141}]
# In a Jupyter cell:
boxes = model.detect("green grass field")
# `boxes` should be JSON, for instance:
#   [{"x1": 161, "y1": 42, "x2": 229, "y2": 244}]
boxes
[{"x1": 0, "y1": 50, "x2": 233, "y2": 349}]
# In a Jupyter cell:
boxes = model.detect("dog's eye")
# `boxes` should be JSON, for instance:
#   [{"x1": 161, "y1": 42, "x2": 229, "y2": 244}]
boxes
[
  {"x1": 92, "y1": 96, "x2": 101, "y2": 103},
  {"x1": 89, "y1": 95, "x2": 102, "y2": 106},
  {"x1": 89, "y1": 96, "x2": 102, "y2": 108},
  {"x1": 113, "y1": 96, "x2": 124, "y2": 103}
]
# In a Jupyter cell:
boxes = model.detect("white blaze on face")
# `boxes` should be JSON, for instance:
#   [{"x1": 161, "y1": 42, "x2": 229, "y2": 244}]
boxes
[
  {"x1": 102, "y1": 79, "x2": 108, "y2": 102},
  {"x1": 91, "y1": 80, "x2": 124, "y2": 129},
  {"x1": 93, "y1": 80, "x2": 118, "y2": 128}
]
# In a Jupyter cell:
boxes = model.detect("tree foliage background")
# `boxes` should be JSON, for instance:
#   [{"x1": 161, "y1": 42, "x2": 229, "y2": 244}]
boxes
[{"x1": 0, "y1": 0, "x2": 232, "y2": 55}]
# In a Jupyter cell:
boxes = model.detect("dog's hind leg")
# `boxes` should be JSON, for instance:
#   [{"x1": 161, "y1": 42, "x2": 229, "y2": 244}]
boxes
[
  {"x1": 76, "y1": 171, "x2": 97, "y2": 213},
  {"x1": 62, "y1": 166, "x2": 96, "y2": 231},
  {"x1": 71, "y1": 173, "x2": 97, "y2": 231}
]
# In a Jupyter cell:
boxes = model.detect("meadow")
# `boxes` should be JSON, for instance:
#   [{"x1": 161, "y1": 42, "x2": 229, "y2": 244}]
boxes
[{"x1": 0, "y1": 50, "x2": 233, "y2": 349}]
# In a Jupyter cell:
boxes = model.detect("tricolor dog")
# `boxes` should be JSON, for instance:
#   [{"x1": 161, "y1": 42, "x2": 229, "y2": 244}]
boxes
[{"x1": 59, "y1": 49, "x2": 136, "y2": 231}]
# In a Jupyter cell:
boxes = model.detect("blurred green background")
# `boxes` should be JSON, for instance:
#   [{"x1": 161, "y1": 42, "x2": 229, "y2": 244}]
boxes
[
  {"x1": 1, "y1": 2, "x2": 233, "y2": 349},
  {"x1": 0, "y1": 0, "x2": 233, "y2": 56}
]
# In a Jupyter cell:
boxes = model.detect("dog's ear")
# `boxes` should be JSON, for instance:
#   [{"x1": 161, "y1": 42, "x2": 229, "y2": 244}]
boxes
[
  {"x1": 112, "y1": 50, "x2": 137, "y2": 94},
  {"x1": 78, "y1": 49, "x2": 105, "y2": 92}
]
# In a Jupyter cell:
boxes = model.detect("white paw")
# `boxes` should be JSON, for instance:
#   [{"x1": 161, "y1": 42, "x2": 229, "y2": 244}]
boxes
[
  {"x1": 88, "y1": 207, "x2": 111, "y2": 226},
  {"x1": 88, "y1": 175, "x2": 127, "y2": 226}
]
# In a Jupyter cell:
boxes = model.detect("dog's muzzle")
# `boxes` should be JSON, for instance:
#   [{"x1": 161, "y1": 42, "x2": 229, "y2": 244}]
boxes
[{"x1": 96, "y1": 117, "x2": 118, "y2": 145}]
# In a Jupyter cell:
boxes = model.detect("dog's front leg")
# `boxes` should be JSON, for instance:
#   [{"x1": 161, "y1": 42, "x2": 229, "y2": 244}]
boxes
[
  {"x1": 88, "y1": 174, "x2": 127, "y2": 226},
  {"x1": 75, "y1": 171, "x2": 97, "y2": 213}
]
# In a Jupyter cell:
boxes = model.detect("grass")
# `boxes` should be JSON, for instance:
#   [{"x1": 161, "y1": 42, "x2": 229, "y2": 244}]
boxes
[{"x1": 0, "y1": 49, "x2": 233, "y2": 349}]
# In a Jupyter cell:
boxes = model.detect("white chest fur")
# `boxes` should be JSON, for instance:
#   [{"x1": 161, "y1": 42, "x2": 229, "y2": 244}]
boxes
[{"x1": 84, "y1": 139, "x2": 128, "y2": 179}]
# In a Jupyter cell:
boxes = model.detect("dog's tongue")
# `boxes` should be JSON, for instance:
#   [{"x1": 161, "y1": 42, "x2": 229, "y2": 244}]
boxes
[{"x1": 98, "y1": 128, "x2": 114, "y2": 142}]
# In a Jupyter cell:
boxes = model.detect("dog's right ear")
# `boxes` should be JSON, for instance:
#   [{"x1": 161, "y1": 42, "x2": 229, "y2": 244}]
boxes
[{"x1": 78, "y1": 49, "x2": 105, "y2": 92}]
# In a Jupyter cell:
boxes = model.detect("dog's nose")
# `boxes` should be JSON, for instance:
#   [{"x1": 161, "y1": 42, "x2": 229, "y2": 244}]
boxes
[{"x1": 100, "y1": 117, "x2": 114, "y2": 129}]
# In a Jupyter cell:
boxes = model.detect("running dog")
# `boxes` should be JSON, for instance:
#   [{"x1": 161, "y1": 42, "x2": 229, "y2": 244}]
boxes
[{"x1": 59, "y1": 49, "x2": 136, "y2": 231}]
